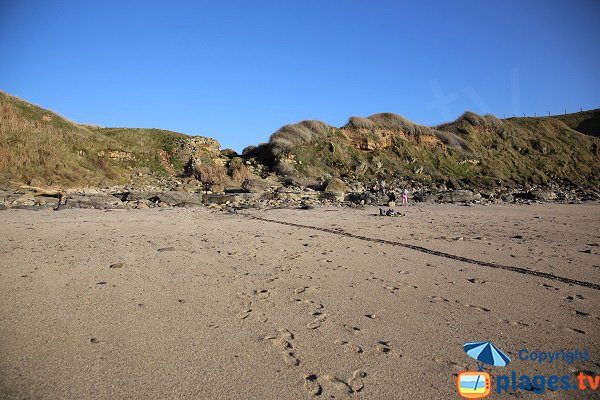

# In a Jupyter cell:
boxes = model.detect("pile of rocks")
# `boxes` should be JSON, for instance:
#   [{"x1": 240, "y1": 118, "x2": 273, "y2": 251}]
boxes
[{"x1": 1, "y1": 179, "x2": 598, "y2": 211}]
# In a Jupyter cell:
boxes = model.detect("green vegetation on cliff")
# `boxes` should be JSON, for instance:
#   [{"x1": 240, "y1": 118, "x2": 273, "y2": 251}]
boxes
[
  {"x1": 249, "y1": 109, "x2": 600, "y2": 189},
  {"x1": 1, "y1": 90, "x2": 598, "y2": 191},
  {"x1": 0, "y1": 91, "x2": 220, "y2": 187}
]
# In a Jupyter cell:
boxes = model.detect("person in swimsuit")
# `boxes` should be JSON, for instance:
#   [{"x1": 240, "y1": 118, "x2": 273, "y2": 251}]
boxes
[{"x1": 402, "y1": 188, "x2": 409, "y2": 207}]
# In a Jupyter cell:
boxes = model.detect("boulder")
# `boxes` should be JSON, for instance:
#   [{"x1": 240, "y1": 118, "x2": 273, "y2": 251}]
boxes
[
  {"x1": 324, "y1": 178, "x2": 347, "y2": 194},
  {"x1": 500, "y1": 192, "x2": 515, "y2": 203},
  {"x1": 323, "y1": 178, "x2": 348, "y2": 202},
  {"x1": 241, "y1": 179, "x2": 270, "y2": 193},
  {"x1": 346, "y1": 192, "x2": 378, "y2": 205},
  {"x1": 444, "y1": 190, "x2": 475, "y2": 203}
]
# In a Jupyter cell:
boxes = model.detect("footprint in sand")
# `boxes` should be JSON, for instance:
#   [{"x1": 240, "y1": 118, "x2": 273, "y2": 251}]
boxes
[
  {"x1": 294, "y1": 286, "x2": 308, "y2": 294},
  {"x1": 564, "y1": 294, "x2": 585, "y2": 303},
  {"x1": 376, "y1": 341, "x2": 392, "y2": 354},
  {"x1": 334, "y1": 339, "x2": 363, "y2": 354},
  {"x1": 428, "y1": 295, "x2": 449, "y2": 303},
  {"x1": 541, "y1": 283, "x2": 559, "y2": 291},
  {"x1": 465, "y1": 304, "x2": 491, "y2": 312},
  {"x1": 343, "y1": 325, "x2": 362, "y2": 335},
  {"x1": 323, "y1": 375, "x2": 353, "y2": 395},
  {"x1": 307, "y1": 313, "x2": 327, "y2": 330},
  {"x1": 574, "y1": 310, "x2": 590, "y2": 317},
  {"x1": 284, "y1": 351, "x2": 300, "y2": 366},
  {"x1": 564, "y1": 327, "x2": 586, "y2": 335},
  {"x1": 303, "y1": 374, "x2": 322, "y2": 396},
  {"x1": 302, "y1": 299, "x2": 324, "y2": 310},
  {"x1": 348, "y1": 369, "x2": 367, "y2": 392},
  {"x1": 384, "y1": 285, "x2": 400, "y2": 294},
  {"x1": 467, "y1": 278, "x2": 486, "y2": 284},
  {"x1": 304, "y1": 370, "x2": 368, "y2": 397},
  {"x1": 265, "y1": 329, "x2": 300, "y2": 367},
  {"x1": 254, "y1": 289, "x2": 271, "y2": 299},
  {"x1": 157, "y1": 247, "x2": 176, "y2": 252}
]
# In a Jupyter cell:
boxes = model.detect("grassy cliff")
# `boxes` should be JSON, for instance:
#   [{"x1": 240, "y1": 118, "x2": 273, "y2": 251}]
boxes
[
  {"x1": 249, "y1": 110, "x2": 600, "y2": 189},
  {"x1": 0, "y1": 91, "x2": 220, "y2": 188},
  {"x1": 2, "y1": 90, "x2": 598, "y2": 191}
]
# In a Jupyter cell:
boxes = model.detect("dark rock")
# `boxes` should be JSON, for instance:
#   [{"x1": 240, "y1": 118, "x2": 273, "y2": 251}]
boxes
[
  {"x1": 446, "y1": 178, "x2": 461, "y2": 190},
  {"x1": 412, "y1": 191, "x2": 437, "y2": 203},
  {"x1": 442, "y1": 190, "x2": 475, "y2": 203},
  {"x1": 111, "y1": 191, "x2": 131, "y2": 201},
  {"x1": 345, "y1": 192, "x2": 377, "y2": 204},
  {"x1": 127, "y1": 191, "x2": 162, "y2": 202},
  {"x1": 147, "y1": 192, "x2": 204, "y2": 206},
  {"x1": 66, "y1": 194, "x2": 123, "y2": 209},
  {"x1": 500, "y1": 193, "x2": 514, "y2": 203}
]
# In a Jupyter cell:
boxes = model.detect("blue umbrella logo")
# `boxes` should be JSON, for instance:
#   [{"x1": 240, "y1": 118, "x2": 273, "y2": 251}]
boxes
[{"x1": 464, "y1": 341, "x2": 511, "y2": 370}]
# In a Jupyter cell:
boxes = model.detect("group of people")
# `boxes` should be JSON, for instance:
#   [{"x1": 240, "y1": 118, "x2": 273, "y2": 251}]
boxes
[
  {"x1": 375, "y1": 178, "x2": 410, "y2": 217},
  {"x1": 375, "y1": 179, "x2": 410, "y2": 207}
]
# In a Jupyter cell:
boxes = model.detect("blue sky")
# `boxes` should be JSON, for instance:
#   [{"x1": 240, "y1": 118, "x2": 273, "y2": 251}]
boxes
[{"x1": 1, "y1": 0, "x2": 599, "y2": 151}]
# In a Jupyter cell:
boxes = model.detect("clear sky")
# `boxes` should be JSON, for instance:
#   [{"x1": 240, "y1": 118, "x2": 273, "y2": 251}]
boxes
[{"x1": 1, "y1": 0, "x2": 599, "y2": 151}]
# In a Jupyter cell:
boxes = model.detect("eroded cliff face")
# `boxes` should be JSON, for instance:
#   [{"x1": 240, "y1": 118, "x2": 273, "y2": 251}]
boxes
[
  {"x1": 248, "y1": 110, "x2": 600, "y2": 191},
  {"x1": 341, "y1": 126, "x2": 445, "y2": 152},
  {"x1": 175, "y1": 136, "x2": 227, "y2": 170}
]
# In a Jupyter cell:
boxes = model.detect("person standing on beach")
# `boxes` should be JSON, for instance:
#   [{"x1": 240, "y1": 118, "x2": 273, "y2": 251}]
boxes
[
  {"x1": 402, "y1": 188, "x2": 409, "y2": 207},
  {"x1": 380, "y1": 179, "x2": 387, "y2": 195}
]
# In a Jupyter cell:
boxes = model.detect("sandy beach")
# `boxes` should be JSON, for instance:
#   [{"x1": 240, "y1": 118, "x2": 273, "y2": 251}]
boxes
[{"x1": 1, "y1": 203, "x2": 598, "y2": 399}]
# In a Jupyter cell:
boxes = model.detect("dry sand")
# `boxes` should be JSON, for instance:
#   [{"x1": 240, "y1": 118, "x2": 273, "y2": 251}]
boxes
[{"x1": 0, "y1": 203, "x2": 598, "y2": 399}]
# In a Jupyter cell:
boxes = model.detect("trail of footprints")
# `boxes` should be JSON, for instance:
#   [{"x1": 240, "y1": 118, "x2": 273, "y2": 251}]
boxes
[
  {"x1": 257, "y1": 287, "x2": 399, "y2": 397},
  {"x1": 427, "y1": 295, "x2": 490, "y2": 312},
  {"x1": 235, "y1": 258, "x2": 407, "y2": 398}
]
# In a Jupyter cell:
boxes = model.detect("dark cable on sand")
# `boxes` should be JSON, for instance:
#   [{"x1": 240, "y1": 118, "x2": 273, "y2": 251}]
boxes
[{"x1": 243, "y1": 214, "x2": 600, "y2": 291}]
